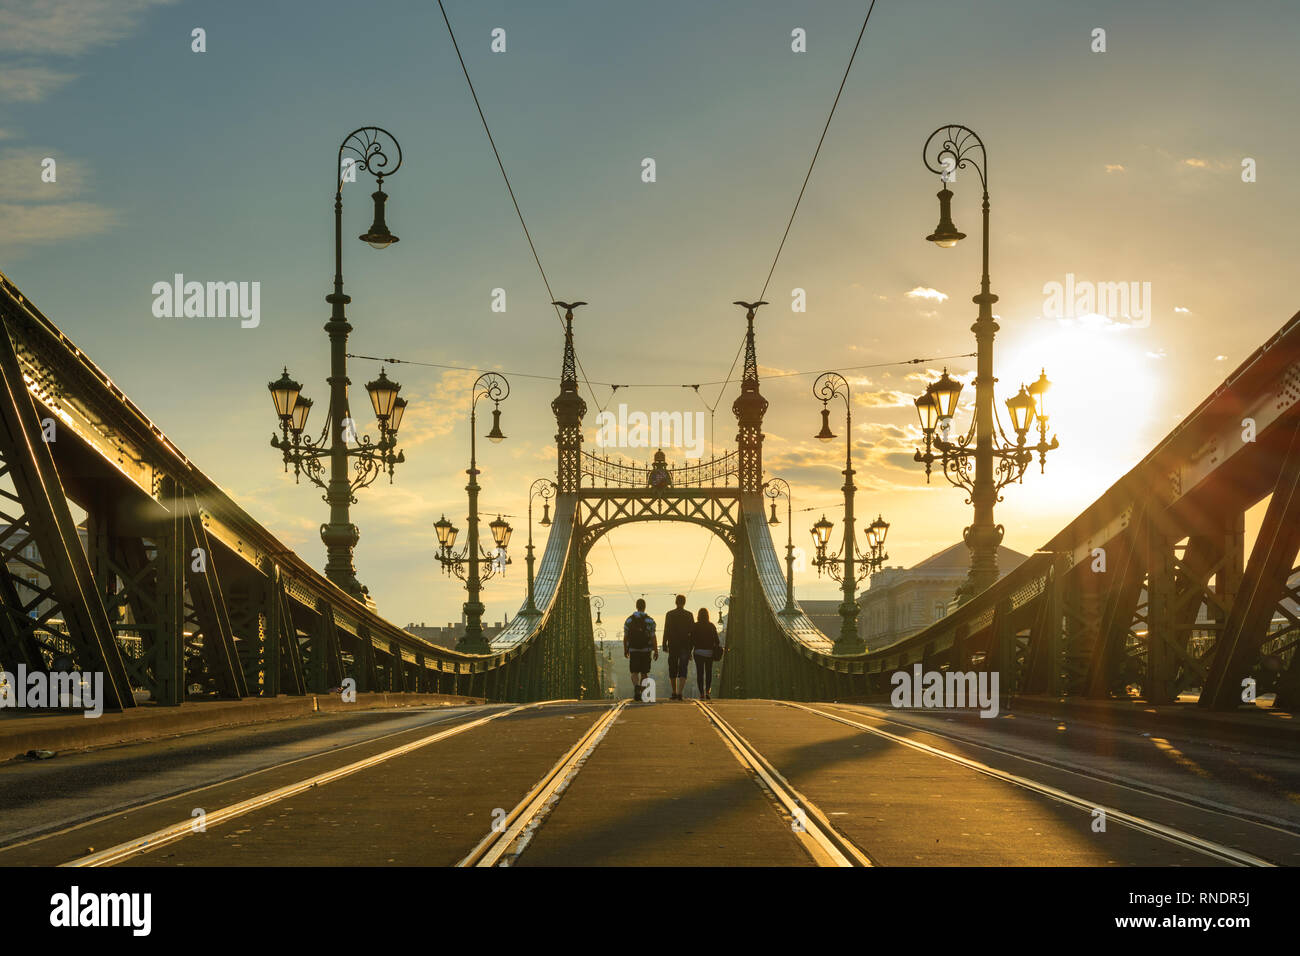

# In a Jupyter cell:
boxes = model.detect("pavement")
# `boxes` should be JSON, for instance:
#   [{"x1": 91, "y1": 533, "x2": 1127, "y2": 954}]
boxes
[{"x1": 0, "y1": 692, "x2": 482, "y2": 761}]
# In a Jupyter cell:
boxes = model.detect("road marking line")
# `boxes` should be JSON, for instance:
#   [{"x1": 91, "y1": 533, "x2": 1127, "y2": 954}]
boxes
[
  {"x1": 458, "y1": 700, "x2": 627, "y2": 867},
  {"x1": 784, "y1": 701, "x2": 1273, "y2": 867},
  {"x1": 61, "y1": 703, "x2": 540, "y2": 867},
  {"x1": 696, "y1": 701, "x2": 872, "y2": 867}
]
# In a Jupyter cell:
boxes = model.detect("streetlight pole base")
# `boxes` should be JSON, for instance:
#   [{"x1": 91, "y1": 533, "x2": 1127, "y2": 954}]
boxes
[{"x1": 832, "y1": 636, "x2": 866, "y2": 656}]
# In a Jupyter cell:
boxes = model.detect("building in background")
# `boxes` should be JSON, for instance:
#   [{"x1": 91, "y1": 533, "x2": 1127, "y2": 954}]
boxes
[
  {"x1": 801, "y1": 542, "x2": 1029, "y2": 651},
  {"x1": 404, "y1": 614, "x2": 510, "y2": 651}
]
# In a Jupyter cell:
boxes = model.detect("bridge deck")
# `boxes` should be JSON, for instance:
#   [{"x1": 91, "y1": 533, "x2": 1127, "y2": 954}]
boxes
[{"x1": 2, "y1": 699, "x2": 1295, "y2": 867}]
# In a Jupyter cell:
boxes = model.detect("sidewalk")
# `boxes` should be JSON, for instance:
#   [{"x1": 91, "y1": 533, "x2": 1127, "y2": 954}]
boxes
[{"x1": 0, "y1": 692, "x2": 481, "y2": 760}]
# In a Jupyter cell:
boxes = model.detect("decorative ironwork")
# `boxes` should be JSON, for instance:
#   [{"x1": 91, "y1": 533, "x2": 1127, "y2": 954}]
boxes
[
  {"x1": 339, "y1": 127, "x2": 403, "y2": 186},
  {"x1": 575, "y1": 490, "x2": 742, "y2": 551},
  {"x1": 923, "y1": 124, "x2": 987, "y2": 191},
  {"x1": 580, "y1": 448, "x2": 738, "y2": 488}
]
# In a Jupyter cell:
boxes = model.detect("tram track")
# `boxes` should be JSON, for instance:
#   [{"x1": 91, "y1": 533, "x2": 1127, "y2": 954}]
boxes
[
  {"x1": 0, "y1": 705, "x2": 521, "y2": 857},
  {"x1": 457, "y1": 700, "x2": 627, "y2": 867},
  {"x1": 803, "y1": 701, "x2": 1300, "y2": 837},
  {"x1": 696, "y1": 700, "x2": 874, "y2": 867},
  {"x1": 50, "y1": 703, "x2": 546, "y2": 867},
  {"x1": 783, "y1": 701, "x2": 1277, "y2": 867}
]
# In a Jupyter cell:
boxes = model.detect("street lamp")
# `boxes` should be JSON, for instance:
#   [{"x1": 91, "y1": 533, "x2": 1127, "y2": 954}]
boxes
[
  {"x1": 808, "y1": 371, "x2": 886, "y2": 655},
  {"x1": 864, "y1": 514, "x2": 890, "y2": 573},
  {"x1": 912, "y1": 124, "x2": 1059, "y2": 603},
  {"x1": 435, "y1": 372, "x2": 511, "y2": 652},
  {"x1": 714, "y1": 594, "x2": 729, "y2": 627},
  {"x1": 267, "y1": 127, "x2": 407, "y2": 601},
  {"x1": 523, "y1": 478, "x2": 558, "y2": 615},
  {"x1": 763, "y1": 478, "x2": 797, "y2": 614},
  {"x1": 590, "y1": 595, "x2": 605, "y2": 626}
]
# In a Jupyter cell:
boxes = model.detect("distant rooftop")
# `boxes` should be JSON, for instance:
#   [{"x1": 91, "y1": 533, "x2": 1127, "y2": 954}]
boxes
[{"x1": 908, "y1": 541, "x2": 1029, "y2": 572}]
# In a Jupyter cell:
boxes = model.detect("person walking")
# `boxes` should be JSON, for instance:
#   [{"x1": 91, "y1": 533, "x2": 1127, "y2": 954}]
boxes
[
  {"x1": 690, "y1": 607, "x2": 719, "y2": 700},
  {"x1": 662, "y1": 594, "x2": 694, "y2": 701},
  {"x1": 623, "y1": 598, "x2": 658, "y2": 702}
]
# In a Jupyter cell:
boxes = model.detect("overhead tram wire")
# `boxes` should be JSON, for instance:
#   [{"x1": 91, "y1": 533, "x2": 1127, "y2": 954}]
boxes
[
  {"x1": 344, "y1": 350, "x2": 977, "y2": 389},
  {"x1": 603, "y1": 536, "x2": 636, "y2": 604},
  {"x1": 711, "y1": 0, "x2": 881, "y2": 419},
  {"x1": 435, "y1": 0, "x2": 606, "y2": 413},
  {"x1": 685, "y1": 534, "x2": 714, "y2": 601}
]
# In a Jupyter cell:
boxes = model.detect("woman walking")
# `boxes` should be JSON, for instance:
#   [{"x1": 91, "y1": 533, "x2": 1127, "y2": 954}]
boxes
[{"x1": 690, "y1": 607, "x2": 719, "y2": 700}]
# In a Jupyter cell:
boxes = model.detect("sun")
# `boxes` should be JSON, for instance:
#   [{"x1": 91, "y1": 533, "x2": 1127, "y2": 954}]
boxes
[{"x1": 995, "y1": 317, "x2": 1162, "y2": 513}]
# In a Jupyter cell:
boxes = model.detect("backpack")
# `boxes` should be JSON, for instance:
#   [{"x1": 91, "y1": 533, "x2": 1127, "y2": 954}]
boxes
[{"x1": 626, "y1": 613, "x2": 652, "y2": 649}]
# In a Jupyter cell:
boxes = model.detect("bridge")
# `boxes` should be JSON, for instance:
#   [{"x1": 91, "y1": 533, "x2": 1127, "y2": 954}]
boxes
[{"x1": 0, "y1": 270, "x2": 1298, "y2": 872}]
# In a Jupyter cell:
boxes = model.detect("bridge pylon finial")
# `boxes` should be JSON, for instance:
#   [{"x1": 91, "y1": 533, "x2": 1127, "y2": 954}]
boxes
[
  {"x1": 551, "y1": 301, "x2": 588, "y2": 493},
  {"x1": 731, "y1": 300, "x2": 769, "y2": 492}
]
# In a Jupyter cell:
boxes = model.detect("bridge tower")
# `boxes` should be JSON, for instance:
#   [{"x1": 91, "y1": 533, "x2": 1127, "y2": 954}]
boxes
[
  {"x1": 732, "y1": 301, "x2": 769, "y2": 493},
  {"x1": 551, "y1": 302, "x2": 588, "y2": 493}
]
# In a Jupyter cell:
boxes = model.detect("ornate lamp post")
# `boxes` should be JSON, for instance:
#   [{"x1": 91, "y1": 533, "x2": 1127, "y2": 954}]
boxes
[
  {"x1": 913, "y1": 124, "x2": 1058, "y2": 603},
  {"x1": 714, "y1": 594, "x2": 729, "y2": 627},
  {"x1": 594, "y1": 626, "x2": 613, "y2": 698},
  {"x1": 764, "y1": 478, "x2": 797, "y2": 614},
  {"x1": 434, "y1": 372, "x2": 512, "y2": 653},
  {"x1": 268, "y1": 127, "x2": 407, "y2": 601},
  {"x1": 523, "y1": 478, "x2": 557, "y2": 615},
  {"x1": 809, "y1": 372, "x2": 879, "y2": 655},
  {"x1": 589, "y1": 595, "x2": 605, "y2": 626}
]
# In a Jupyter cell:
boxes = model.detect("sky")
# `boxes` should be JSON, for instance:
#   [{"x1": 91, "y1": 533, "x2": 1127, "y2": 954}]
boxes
[{"x1": 3, "y1": 0, "x2": 1298, "y2": 629}]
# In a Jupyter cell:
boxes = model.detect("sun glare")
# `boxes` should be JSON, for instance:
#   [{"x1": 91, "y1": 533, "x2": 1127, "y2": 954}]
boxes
[{"x1": 997, "y1": 318, "x2": 1162, "y2": 509}]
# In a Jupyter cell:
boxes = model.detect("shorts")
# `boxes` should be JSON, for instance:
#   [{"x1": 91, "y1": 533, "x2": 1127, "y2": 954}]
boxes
[
  {"x1": 667, "y1": 651, "x2": 690, "y2": 679},
  {"x1": 628, "y1": 650, "x2": 652, "y2": 673}
]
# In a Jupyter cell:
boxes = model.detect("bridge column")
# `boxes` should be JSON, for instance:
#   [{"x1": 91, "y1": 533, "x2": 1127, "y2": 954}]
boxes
[
  {"x1": 1085, "y1": 517, "x2": 1146, "y2": 699},
  {"x1": 1202, "y1": 410, "x2": 1300, "y2": 710},
  {"x1": 951, "y1": 622, "x2": 970, "y2": 673},
  {"x1": 1144, "y1": 520, "x2": 1179, "y2": 705},
  {"x1": 1022, "y1": 556, "x2": 1065, "y2": 696}
]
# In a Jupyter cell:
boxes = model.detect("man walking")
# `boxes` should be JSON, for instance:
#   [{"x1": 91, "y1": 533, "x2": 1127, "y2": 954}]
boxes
[
  {"x1": 662, "y1": 594, "x2": 694, "y2": 700},
  {"x1": 623, "y1": 598, "x2": 658, "y2": 702}
]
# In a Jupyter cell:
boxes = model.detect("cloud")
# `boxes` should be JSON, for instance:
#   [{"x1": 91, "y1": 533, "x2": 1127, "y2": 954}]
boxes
[
  {"x1": 379, "y1": 367, "x2": 480, "y2": 450},
  {"x1": 0, "y1": 201, "x2": 115, "y2": 245},
  {"x1": 0, "y1": 146, "x2": 91, "y2": 200},
  {"x1": 1181, "y1": 158, "x2": 1209, "y2": 168},
  {"x1": 854, "y1": 387, "x2": 914, "y2": 409},
  {"x1": 0, "y1": 64, "x2": 75, "y2": 101},
  {"x1": 1173, "y1": 306, "x2": 1190, "y2": 313},
  {"x1": 0, "y1": 148, "x2": 114, "y2": 252},
  {"x1": 1104, "y1": 164, "x2": 1125, "y2": 173},
  {"x1": 905, "y1": 286, "x2": 949, "y2": 303},
  {"x1": 0, "y1": 0, "x2": 175, "y2": 57}
]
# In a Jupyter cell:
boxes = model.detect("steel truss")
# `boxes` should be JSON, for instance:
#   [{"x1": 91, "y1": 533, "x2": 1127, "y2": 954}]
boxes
[
  {"x1": 843, "y1": 310, "x2": 1300, "y2": 713},
  {"x1": 0, "y1": 271, "x2": 518, "y2": 710}
]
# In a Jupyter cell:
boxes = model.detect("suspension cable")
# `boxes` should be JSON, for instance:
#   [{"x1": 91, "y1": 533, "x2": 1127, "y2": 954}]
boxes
[
  {"x1": 435, "y1": 0, "x2": 605, "y2": 412},
  {"x1": 710, "y1": 0, "x2": 881, "y2": 419}
]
